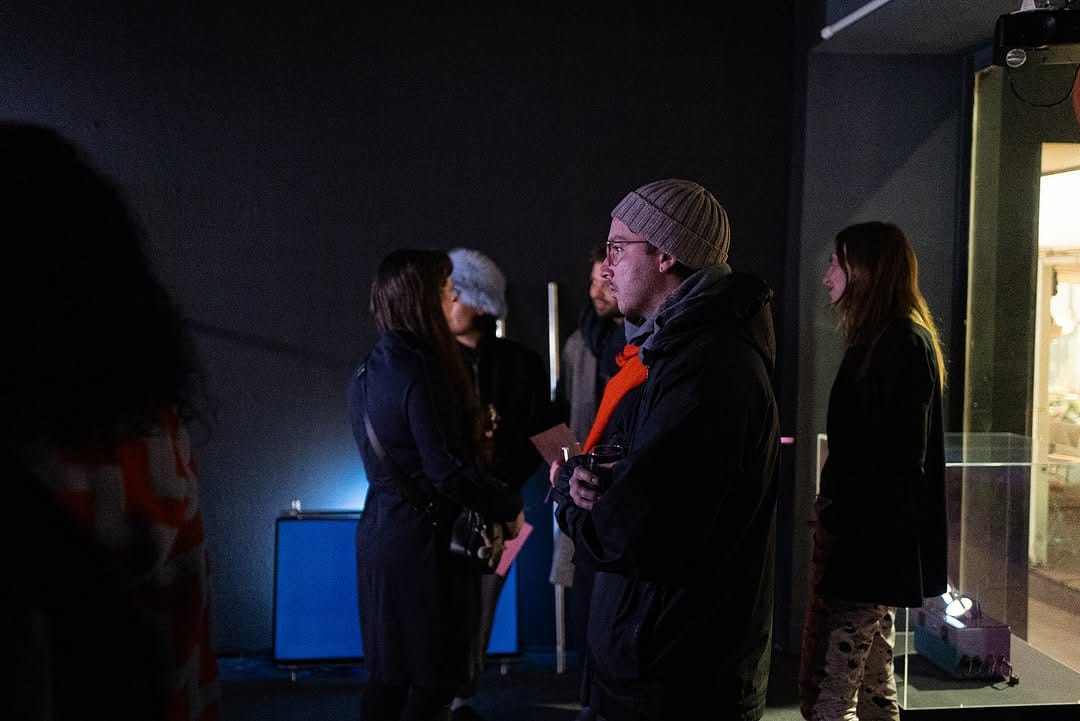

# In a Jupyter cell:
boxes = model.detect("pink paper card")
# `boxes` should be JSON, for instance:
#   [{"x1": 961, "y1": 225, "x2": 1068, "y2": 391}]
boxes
[
  {"x1": 529, "y1": 423, "x2": 583, "y2": 465},
  {"x1": 496, "y1": 521, "x2": 533, "y2": 577}
]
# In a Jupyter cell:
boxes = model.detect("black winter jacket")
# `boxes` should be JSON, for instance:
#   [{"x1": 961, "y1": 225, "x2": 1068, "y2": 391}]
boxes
[
  {"x1": 558, "y1": 268, "x2": 780, "y2": 721},
  {"x1": 459, "y1": 334, "x2": 550, "y2": 492}
]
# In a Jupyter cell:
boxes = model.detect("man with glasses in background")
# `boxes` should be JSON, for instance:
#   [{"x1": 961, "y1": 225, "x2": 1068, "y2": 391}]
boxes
[
  {"x1": 551, "y1": 179, "x2": 781, "y2": 721},
  {"x1": 549, "y1": 240, "x2": 626, "y2": 721}
]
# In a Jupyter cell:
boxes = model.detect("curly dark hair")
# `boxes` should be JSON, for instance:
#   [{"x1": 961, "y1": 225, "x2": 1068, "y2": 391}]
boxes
[{"x1": 0, "y1": 122, "x2": 203, "y2": 449}]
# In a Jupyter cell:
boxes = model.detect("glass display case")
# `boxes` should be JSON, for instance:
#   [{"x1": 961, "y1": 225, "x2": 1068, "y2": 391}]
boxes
[
  {"x1": 940, "y1": 56, "x2": 1080, "y2": 712},
  {"x1": 894, "y1": 433, "x2": 1080, "y2": 714}
]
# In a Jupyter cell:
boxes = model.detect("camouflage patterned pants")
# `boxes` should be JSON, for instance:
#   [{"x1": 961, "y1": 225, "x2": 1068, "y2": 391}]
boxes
[{"x1": 799, "y1": 500, "x2": 900, "y2": 721}]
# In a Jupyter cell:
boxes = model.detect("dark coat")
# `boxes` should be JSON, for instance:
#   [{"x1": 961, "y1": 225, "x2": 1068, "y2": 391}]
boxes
[
  {"x1": 459, "y1": 334, "x2": 550, "y2": 492},
  {"x1": 818, "y1": 317, "x2": 948, "y2": 608},
  {"x1": 346, "y1": 330, "x2": 521, "y2": 687},
  {"x1": 559, "y1": 269, "x2": 780, "y2": 721}
]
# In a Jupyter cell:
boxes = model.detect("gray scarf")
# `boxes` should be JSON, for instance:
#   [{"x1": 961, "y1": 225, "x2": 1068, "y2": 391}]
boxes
[{"x1": 624, "y1": 263, "x2": 732, "y2": 355}]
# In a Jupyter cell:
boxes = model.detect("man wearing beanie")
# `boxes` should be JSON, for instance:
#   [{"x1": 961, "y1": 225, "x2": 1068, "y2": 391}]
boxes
[
  {"x1": 446, "y1": 248, "x2": 550, "y2": 721},
  {"x1": 552, "y1": 179, "x2": 780, "y2": 721}
]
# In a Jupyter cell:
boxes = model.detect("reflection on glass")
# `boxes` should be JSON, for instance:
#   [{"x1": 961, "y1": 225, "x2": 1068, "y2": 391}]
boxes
[{"x1": 963, "y1": 58, "x2": 1080, "y2": 696}]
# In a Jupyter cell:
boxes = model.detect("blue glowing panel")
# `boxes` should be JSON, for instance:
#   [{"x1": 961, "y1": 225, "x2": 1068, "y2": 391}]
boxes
[
  {"x1": 273, "y1": 515, "x2": 517, "y2": 664},
  {"x1": 488, "y1": 563, "x2": 517, "y2": 654},
  {"x1": 273, "y1": 517, "x2": 363, "y2": 663}
]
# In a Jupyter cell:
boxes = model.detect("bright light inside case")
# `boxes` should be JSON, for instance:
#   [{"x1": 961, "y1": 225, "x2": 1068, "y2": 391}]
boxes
[{"x1": 945, "y1": 595, "x2": 975, "y2": 618}]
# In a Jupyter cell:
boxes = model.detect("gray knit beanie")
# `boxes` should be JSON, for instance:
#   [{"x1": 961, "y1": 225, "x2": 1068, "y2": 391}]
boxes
[
  {"x1": 610, "y1": 178, "x2": 731, "y2": 269},
  {"x1": 448, "y1": 247, "x2": 508, "y2": 318}
]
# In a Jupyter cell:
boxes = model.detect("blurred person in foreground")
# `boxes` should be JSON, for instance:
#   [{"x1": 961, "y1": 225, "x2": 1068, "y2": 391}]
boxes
[{"x1": 1, "y1": 122, "x2": 219, "y2": 721}]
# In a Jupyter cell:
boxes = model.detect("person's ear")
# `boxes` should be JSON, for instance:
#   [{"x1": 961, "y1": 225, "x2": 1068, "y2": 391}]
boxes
[{"x1": 658, "y1": 252, "x2": 679, "y2": 274}]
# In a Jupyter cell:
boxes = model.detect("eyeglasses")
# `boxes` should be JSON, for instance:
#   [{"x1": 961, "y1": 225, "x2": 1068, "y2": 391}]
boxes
[{"x1": 605, "y1": 240, "x2": 651, "y2": 267}]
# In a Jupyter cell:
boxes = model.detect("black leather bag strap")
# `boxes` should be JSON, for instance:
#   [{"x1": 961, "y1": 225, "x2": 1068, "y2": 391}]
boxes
[{"x1": 357, "y1": 362, "x2": 437, "y2": 519}]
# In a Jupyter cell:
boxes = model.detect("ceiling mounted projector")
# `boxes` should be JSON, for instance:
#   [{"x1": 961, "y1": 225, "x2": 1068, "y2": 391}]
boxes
[{"x1": 994, "y1": 4, "x2": 1080, "y2": 67}]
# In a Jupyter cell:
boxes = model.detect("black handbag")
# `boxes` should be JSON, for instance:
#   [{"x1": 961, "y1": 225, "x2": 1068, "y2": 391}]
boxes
[
  {"x1": 358, "y1": 363, "x2": 503, "y2": 574},
  {"x1": 448, "y1": 507, "x2": 504, "y2": 573}
]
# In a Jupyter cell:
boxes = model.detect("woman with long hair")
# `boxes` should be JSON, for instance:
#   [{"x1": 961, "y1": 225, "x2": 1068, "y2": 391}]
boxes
[
  {"x1": 346, "y1": 249, "x2": 523, "y2": 721},
  {"x1": 2, "y1": 122, "x2": 218, "y2": 721},
  {"x1": 799, "y1": 221, "x2": 947, "y2": 721}
]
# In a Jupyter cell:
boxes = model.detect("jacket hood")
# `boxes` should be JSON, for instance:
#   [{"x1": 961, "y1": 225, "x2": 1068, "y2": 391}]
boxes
[{"x1": 632, "y1": 266, "x2": 776, "y2": 372}]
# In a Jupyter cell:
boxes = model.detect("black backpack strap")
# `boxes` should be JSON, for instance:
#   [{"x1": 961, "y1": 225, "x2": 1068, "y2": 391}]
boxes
[{"x1": 358, "y1": 362, "x2": 438, "y2": 519}]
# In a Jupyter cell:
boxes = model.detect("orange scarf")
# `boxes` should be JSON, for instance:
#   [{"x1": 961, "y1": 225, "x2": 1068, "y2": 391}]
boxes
[{"x1": 583, "y1": 344, "x2": 648, "y2": 452}]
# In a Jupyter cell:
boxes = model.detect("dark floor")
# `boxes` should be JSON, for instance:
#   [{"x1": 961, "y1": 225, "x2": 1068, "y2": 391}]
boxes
[
  {"x1": 219, "y1": 649, "x2": 804, "y2": 721},
  {"x1": 219, "y1": 646, "x2": 1080, "y2": 721}
]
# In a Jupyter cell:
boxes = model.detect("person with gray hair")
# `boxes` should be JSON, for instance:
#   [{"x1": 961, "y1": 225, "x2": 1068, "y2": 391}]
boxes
[
  {"x1": 551, "y1": 179, "x2": 781, "y2": 721},
  {"x1": 445, "y1": 247, "x2": 548, "y2": 721}
]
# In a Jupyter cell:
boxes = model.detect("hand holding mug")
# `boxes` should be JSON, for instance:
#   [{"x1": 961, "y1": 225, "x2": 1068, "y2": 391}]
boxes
[
  {"x1": 545, "y1": 446, "x2": 573, "y2": 504},
  {"x1": 506, "y1": 509, "x2": 526, "y2": 539},
  {"x1": 548, "y1": 459, "x2": 562, "y2": 487},
  {"x1": 570, "y1": 444, "x2": 624, "y2": 510},
  {"x1": 586, "y1": 444, "x2": 624, "y2": 492}
]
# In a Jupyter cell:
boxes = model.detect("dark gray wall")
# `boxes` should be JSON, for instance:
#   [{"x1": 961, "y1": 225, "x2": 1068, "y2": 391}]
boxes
[
  {"x1": 824, "y1": 0, "x2": 871, "y2": 25},
  {"x1": 790, "y1": 51, "x2": 963, "y2": 647},
  {"x1": 2, "y1": 2, "x2": 796, "y2": 653}
]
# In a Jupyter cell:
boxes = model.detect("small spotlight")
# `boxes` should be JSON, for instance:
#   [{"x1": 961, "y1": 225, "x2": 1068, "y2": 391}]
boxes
[{"x1": 1005, "y1": 48, "x2": 1028, "y2": 68}]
